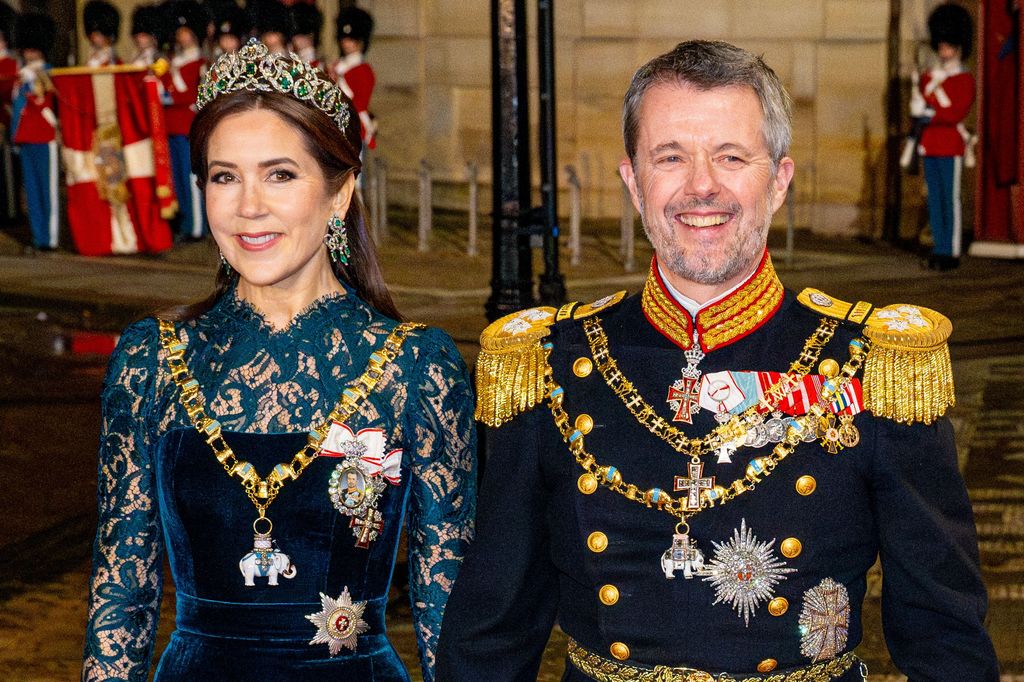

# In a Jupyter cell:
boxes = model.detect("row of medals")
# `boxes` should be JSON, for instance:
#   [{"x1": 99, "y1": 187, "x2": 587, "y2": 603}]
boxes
[{"x1": 610, "y1": 337, "x2": 859, "y2": 629}]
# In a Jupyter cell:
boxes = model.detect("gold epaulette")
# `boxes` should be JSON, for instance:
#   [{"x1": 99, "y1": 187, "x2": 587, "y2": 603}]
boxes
[
  {"x1": 475, "y1": 291, "x2": 626, "y2": 427},
  {"x1": 798, "y1": 289, "x2": 954, "y2": 424}
]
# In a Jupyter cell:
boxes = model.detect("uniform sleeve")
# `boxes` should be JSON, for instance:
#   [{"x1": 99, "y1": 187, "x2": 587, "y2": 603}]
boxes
[
  {"x1": 872, "y1": 417, "x2": 999, "y2": 680},
  {"x1": 404, "y1": 330, "x2": 478, "y2": 682},
  {"x1": 924, "y1": 73, "x2": 975, "y2": 125},
  {"x1": 82, "y1": 321, "x2": 165, "y2": 682},
  {"x1": 435, "y1": 406, "x2": 561, "y2": 682}
]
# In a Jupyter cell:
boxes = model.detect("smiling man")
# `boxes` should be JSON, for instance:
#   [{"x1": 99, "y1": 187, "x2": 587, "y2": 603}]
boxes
[{"x1": 436, "y1": 41, "x2": 997, "y2": 681}]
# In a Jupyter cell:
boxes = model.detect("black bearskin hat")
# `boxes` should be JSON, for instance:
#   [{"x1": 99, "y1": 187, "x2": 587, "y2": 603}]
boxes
[
  {"x1": 289, "y1": 3, "x2": 323, "y2": 44},
  {"x1": 0, "y1": 2, "x2": 15, "y2": 45},
  {"x1": 14, "y1": 13, "x2": 56, "y2": 58},
  {"x1": 249, "y1": 0, "x2": 290, "y2": 38},
  {"x1": 131, "y1": 5, "x2": 160, "y2": 38},
  {"x1": 83, "y1": 0, "x2": 120, "y2": 41},
  {"x1": 209, "y1": 0, "x2": 249, "y2": 41},
  {"x1": 336, "y1": 6, "x2": 373, "y2": 52},
  {"x1": 166, "y1": 0, "x2": 211, "y2": 43},
  {"x1": 928, "y1": 3, "x2": 974, "y2": 60}
]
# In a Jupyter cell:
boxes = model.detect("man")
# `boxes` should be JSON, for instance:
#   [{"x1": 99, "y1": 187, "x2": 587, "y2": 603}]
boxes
[
  {"x1": 436, "y1": 41, "x2": 997, "y2": 681},
  {"x1": 332, "y1": 6, "x2": 375, "y2": 149},
  {"x1": 159, "y1": 0, "x2": 208, "y2": 240},
  {"x1": 129, "y1": 4, "x2": 164, "y2": 67},
  {"x1": 208, "y1": 0, "x2": 248, "y2": 59},
  {"x1": 82, "y1": 0, "x2": 121, "y2": 67},
  {"x1": 288, "y1": 3, "x2": 323, "y2": 69},
  {"x1": 914, "y1": 3, "x2": 976, "y2": 271},
  {"x1": 12, "y1": 13, "x2": 58, "y2": 252}
]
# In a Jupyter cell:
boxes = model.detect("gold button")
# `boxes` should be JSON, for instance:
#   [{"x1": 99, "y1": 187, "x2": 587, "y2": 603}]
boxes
[
  {"x1": 578, "y1": 473, "x2": 598, "y2": 495},
  {"x1": 575, "y1": 413, "x2": 594, "y2": 435},
  {"x1": 795, "y1": 475, "x2": 817, "y2": 496},
  {"x1": 780, "y1": 537, "x2": 802, "y2": 558},
  {"x1": 818, "y1": 358, "x2": 840, "y2": 378},
  {"x1": 757, "y1": 658, "x2": 778, "y2": 673},
  {"x1": 599, "y1": 584, "x2": 619, "y2": 605},
  {"x1": 587, "y1": 531, "x2": 608, "y2": 553},
  {"x1": 768, "y1": 597, "x2": 789, "y2": 616},
  {"x1": 573, "y1": 357, "x2": 593, "y2": 377},
  {"x1": 609, "y1": 642, "x2": 630, "y2": 661}
]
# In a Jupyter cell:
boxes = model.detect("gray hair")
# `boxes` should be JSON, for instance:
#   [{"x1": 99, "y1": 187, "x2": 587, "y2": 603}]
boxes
[{"x1": 623, "y1": 41, "x2": 792, "y2": 170}]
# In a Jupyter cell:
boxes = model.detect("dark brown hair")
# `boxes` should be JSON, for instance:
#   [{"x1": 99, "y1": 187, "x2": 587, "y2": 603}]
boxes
[{"x1": 161, "y1": 89, "x2": 400, "y2": 321}]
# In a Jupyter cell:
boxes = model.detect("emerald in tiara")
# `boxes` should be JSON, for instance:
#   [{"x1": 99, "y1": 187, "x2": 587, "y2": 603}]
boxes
[{"x1": 196, "y1": 39, "x2": 352, "y2": 133}]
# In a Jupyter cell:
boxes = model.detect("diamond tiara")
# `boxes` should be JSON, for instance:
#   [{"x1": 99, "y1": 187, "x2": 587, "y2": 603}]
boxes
[{"x1": 196, "y1": 39, "x2": 352, "y2": 132}]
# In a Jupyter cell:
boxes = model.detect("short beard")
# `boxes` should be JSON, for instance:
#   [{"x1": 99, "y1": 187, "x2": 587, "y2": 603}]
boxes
[{"x1": 639, "y1": 190, "x2": 772, "y2": 286}]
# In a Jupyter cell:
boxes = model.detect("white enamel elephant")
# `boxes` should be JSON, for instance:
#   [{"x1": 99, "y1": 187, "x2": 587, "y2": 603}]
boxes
[
  {"x1": 239, "y1": 550, "x2": 297, "y2": 586},
  {"x1": 660, "y1": 534, "x2": 705, "y2": 579}
]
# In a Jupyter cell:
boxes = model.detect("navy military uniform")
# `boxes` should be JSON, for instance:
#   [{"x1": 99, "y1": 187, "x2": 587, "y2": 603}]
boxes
[{"x1": 436, "y1": 251, "x2": 997, "y2": 681}]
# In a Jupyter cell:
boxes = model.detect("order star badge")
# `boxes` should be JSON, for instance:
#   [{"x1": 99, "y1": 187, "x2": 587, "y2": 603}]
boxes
[{"x1": 305, "y1": 586, "x2": 369, "y2": 656}]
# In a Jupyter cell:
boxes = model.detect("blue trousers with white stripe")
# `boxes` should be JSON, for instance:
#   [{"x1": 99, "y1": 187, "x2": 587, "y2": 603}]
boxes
[
  {"x1": 19, "y1": 141, "x2": 58, "y2": 249},
  {"x1": 923, "y1": 155, "x2": 963, "y2": 257},
  {"x1": 169, "y1": 134, "x2": 206, "y2": 239}
]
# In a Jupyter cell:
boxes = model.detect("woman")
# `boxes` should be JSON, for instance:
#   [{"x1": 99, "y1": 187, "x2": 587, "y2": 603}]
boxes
[{"x1": 82, "y1": 41, "x2": 476, "y2": 681}]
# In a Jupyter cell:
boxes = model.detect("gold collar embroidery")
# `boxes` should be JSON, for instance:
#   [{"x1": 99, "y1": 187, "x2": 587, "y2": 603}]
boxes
[{"x1": 641, "y1": 251, "x2": 784, "y2": 351}]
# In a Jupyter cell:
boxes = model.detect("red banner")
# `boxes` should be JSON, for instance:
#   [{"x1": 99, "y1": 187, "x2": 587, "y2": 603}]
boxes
[{"x1": 50, "y1": 66, "x2": 174, "y2": 256}]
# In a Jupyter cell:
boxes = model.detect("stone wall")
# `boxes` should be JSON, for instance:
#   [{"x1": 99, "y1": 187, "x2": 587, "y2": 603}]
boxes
[
  {"x1": 73, "y1": 0, "x2": 965, "y2": 235},
  {"x1": 365, "y1": 0, "x2": 964, "y2": 234}
]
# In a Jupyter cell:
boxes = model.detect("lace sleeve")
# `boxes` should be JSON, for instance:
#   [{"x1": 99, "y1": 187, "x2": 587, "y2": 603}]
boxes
[
  {"x1": 82, "y1": 320, "x2": 165, "y2": 682},
  {"x1": 404, "y1": 329, "x2": 478, "y2": 682}
]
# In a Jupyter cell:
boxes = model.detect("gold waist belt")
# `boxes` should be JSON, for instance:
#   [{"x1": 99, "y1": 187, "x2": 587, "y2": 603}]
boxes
[{"x1": 566, "y1": 638, "x2": 860, "y2": 682}]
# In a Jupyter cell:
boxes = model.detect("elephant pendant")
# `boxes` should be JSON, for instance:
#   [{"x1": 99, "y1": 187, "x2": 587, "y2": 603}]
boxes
[
  {"x1": 660, "y1": 532, "x2": 706, "y2": 579},
  {"x1": 239, "y1": 519, "x2": 297, "y2": 587}
]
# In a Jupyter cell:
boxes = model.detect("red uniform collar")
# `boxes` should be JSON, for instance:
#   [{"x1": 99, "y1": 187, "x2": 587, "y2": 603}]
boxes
[{"x1": 641, "y1": 250, "x2": 784, "y2": 352}]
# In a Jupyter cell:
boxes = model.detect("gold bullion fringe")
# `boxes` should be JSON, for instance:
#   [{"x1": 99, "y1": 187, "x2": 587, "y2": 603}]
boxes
[
  {"x1": 862, "y1": 342, "x2": 955, "y2": 425},
  {"x1": 474, "y1": 340, "x2": 549, "y2": 427}
]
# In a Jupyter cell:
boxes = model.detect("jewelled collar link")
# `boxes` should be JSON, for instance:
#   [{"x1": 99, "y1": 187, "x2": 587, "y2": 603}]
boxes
[
  {"x1": 582, "y1": 316, "x2": 840, "y2": 458},
  {"x1": 157, "y1": 319, "x2": 424, "y2": 517},
  {"x1": 548, "y1": 331, "x2": 868, "y2": 524}
]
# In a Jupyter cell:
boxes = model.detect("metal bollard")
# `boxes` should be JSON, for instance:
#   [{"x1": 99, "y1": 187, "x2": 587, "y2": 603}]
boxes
[
  {"x1": 620, "y1": 182, "x2": 636, "y2": 272},
  {"x1": 365, "y1": 152, "x2": 379, "y2": 241},
  {"x1": 375, "y1": 157, "x2": 388, "y2": 239},
  {"x1": 566, "y1": 165, "x2": 581, "y2": 266},
  {"x1": 466, "y1": 161, "x2": 479, "y2": 256},
  {"x1": 417, "y1": 159, "x2": 432, "y2": 253}
]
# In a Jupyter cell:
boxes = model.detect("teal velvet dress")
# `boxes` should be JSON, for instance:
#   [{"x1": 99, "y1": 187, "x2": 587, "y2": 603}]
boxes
[{"x1": 82, "y1": 288, "x2": 477, "y2": 681}]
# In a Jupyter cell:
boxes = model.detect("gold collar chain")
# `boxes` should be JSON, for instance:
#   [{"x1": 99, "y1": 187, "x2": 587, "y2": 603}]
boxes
[
  {"x1": 157, "y1": 319, "x2": 424, "y2": 518},
  {"x1": 547, "y1": 335, "x2": 868, "y2": 525},
  {"x1": 582, "y1": 316, "x2": 839, "y2": 460}
]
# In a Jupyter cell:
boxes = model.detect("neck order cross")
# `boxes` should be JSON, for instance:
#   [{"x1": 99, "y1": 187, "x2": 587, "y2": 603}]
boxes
[{"x1": 582, "y1": 316, "x2": 840, "y2": 461}]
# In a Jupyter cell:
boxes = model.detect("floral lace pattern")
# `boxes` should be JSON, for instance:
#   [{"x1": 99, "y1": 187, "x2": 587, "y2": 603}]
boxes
[{"x1": 82, "y1": 290, "x2": 477, "y2": 681}]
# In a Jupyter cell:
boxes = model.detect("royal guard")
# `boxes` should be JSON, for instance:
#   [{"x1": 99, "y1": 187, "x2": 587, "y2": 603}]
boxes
[
  {"x1": 289, "y1": 3, "x2": 323, "y2": 69},
  {"x1": 12, "y1": 13, "x2": 58, "y2": 251},
  {"x1": 249, "y1": 0, "x2": 290, "y2": 55},
  {"x1": 0, "y1": 2, "x2": 19, "y2": 223},
  {"x1": 129, "y1": 5, "x2": 165, "y2": 68},
  {"x1": 332, "y1": 6, "x2": 376, "y2": 149},
  {"x1": 160, "y1": 0, "x2": 209, "y2": 240},
  {"x1": 913, "y1": 3, "x2": 977, "y2": 270},
  {"x1": 208, "y1": 0, "x2": 249, "y2": 58},
  {"x1": 83, "y1": 0, "x2": 121, "y2": 67}
]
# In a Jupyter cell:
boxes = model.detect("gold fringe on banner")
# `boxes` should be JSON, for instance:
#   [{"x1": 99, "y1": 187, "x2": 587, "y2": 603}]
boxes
[
  {"x1": 475, "y1": 307, "x2": 558, "y2": 427},
  {"x1": 862, "y1": 305, "x2": 955, "y2": 424}
]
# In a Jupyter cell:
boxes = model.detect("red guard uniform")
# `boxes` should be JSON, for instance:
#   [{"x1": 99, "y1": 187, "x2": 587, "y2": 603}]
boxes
[
  {"x1": 332, "y1": 52, "x2": 375, "y2": 148},
  {"x1": 919, "y1": 68, "x2": 975, "y2": 157},
  {"x1": 12, "y1": 59, "x2": 59, "y2": 248},
  {"x1": 160, "y1": 46, "x2": 206, "y2": 238}
]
